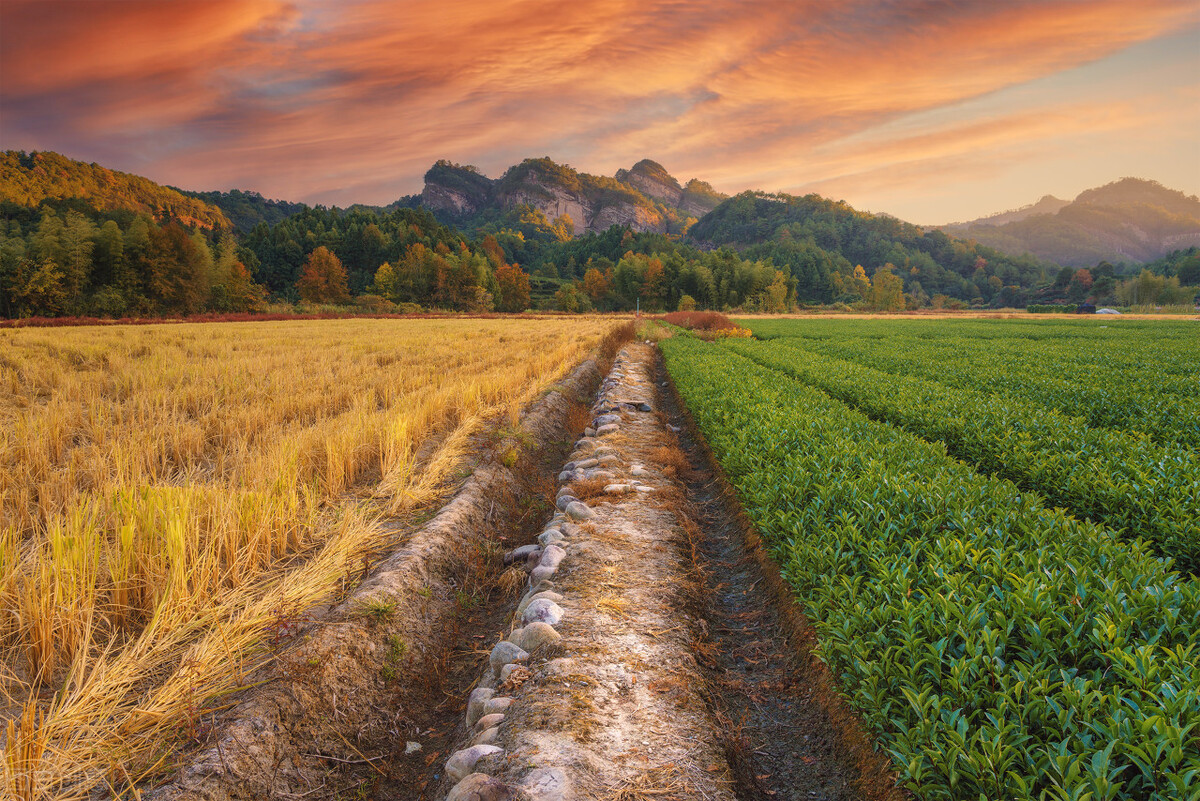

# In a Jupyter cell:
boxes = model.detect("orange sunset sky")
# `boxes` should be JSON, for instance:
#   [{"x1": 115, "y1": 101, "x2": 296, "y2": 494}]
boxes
[{"x1": 2, "y1": 0, "x2": 1198, "y2": 224}]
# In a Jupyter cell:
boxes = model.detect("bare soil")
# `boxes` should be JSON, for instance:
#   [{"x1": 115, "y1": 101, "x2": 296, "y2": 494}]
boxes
[{"x1": 654, "y1": 351, "x2": 904, "y2": 801}]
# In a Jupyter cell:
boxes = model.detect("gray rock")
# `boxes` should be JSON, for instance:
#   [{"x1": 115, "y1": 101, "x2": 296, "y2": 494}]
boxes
[
  {"x1": 524, "y1": 549, "x2": 543, "y2": 569},
  {"x1": 504, "y1": 544, "x2": 540, "y2": 565},
  {"x1": 556, "y1": 470, "x2": 572, "y2": 483},
  {"x1": 538, "y1": 528, "x2": 564, "y2": 547},
  {"x1": 630, "y1": 465, "x2": 651, "y2": 477},
  {"x1": 509, "y1": 621, "x2": 561, "y2": 652},
  {"x1": 596, "y1": 454, "x2": 621, "y2": 467},
  {"x1": 489, "y1": 641, "x2": 528, "y2": 673},
  {"x1": 580, "y1": 469, "x2": 615, "y2": 481},
  {"x1": 539, "y1": 544, "x2": 566, "y2": 569},
  {"x1": 530, "y1": 564, "x2": 557, "y2": 584},
  {"x1": 555, "y1": 494, "x2": 579, "y2": 512},
  {"x1": 520, "y1": 767, "x2": 571, "y2": 801},
  {"x1": 527, "y1": 579, "x2": 556, "y2": 595},
  {"x1": 574, "y1": 457, "x2": 599, "y2": 469},
  {"x1": 473, "y1": 712, "x2": 506, "y2": 733},
  {"x1": 516, "y1": 590, "x2": 563, "y2": 619},
  {"x1": 596, "y1": 423, "x2": 619, "y2": 436},
  {"x1": 637, "y1": 402, "x2": 652, "y2": 412},
  {"x1": 584, "y1": 427, "x2": 596, "y2": 437},
  {"x1": 482, "y1": 696, "x2": 513, "y2": 716},
  {"x1": 447, "y1": 773, "x2": 515, "y2": 801},
  {"x1": 498, "y1": 663, "x2": 522, "y2": 684},
  {"x1": 635, "y1": 485, "x2": 654, "y2": 493},
  {"x1": 604, "y1": 483, "x2": 632, "y2": 495},
  {"x1": 466, "y1": 687, "x2": 495, "y2": 727},
  {"x1": 565, "y1": 501, "x2": 594, "y2": 520},
  {"x1": 446, "y1": 744, "x2": 503, "y2": 783},
  {"x1": 470, "y1": 726, "x2": 501, "y2": 748},
  {"x1": 594, "y1": 414, "x2": 621, "y2": 427},
  {"x1": 560, "y1": 523, "x2": 583, "y2": 538},
  {"x1": 523, "y1": 598, "x2": 565, "y2": 625}
]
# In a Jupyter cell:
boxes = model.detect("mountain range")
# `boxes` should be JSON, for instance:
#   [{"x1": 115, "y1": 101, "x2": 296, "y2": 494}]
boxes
[
  {"x1": 943, "y1": 178, "x2": 1200, "y2": 267},
  {"x1": 417, "y1": 157, "x2": 726, "y2": 236}
]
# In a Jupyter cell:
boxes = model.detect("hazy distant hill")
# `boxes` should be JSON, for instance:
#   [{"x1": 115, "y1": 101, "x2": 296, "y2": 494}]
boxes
[
  {"x1": 944, "y1": 178, "x2": 1200, "y2": 267},
  {"x1": 0, "y1": 150, "x2": 231, "y2": 229},
  {"x1": 948, "y1": 194, "x2": 1070, "y2": 228},
  {"x1": 419, "y1": 157, "x2": 725, "y2": 235}
]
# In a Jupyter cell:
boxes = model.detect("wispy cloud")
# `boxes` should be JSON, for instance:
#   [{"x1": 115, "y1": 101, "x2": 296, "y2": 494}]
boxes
[{"x1": 1, "y1": 0, "x2": 1196, "y2": 218}]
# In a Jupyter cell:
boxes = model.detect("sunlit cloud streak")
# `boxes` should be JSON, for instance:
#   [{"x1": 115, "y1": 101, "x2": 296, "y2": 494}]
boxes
[{"x1": 1, "y1": 0, "x2": 1197, "y2": 221}]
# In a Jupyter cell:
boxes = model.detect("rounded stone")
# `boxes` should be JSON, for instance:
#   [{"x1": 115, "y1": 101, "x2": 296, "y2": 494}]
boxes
[
  {"x1": 530, "y1": 565, "x2": 557, "y2": 584},
  {"x1": 509, "y1": 621, "x2": 561, "y2": 652},
  {"x1": 596, "y1": 423, "x2": 619, "y2": 436},
  {"x1": 584, "y1": 427, "x2": 596, "y2": 437},
  {"x1": 447, "y1": 773, "x2": 514, "y2": 801},
  {"x1": 539, "y1": 544, "x2": 566, "y2": 569},
  {"x1": 517, "y1": 589, "x2": 563, "y2": 618},
  {"x1": 538, "y1": 529, "x2": 564, "y2": 547},
  {"x1": 505, "y1": 544, "x2": 540, "y2": 565},
  {"x1": 555, "y1": 494, "x2": 579, "y2": 512},
  {"x1": 604, "y1": 483, "x2": 632, "y2": 494},
  {"x1": 474, "y1": 712, "x2": 505, "y2": 733},
  {"x1": 489, "y1": 641, "x2": 528, "y2": 673},
  {"x1": 482, "y1": 696, "x2": 513, "y2": 716},
  {"x1": 564, "y1": 501, "x2": 594, "y2": 521},
  {"x1": 446, "y1": 744, "x2": 503, "y2": 783},
  {"x1": 523, "y1": 598, "x2": 564, "y2": 625},
  {"x1": 594, "y1": 414, "x2": 621, "y2": 427},
  {"x1": 471, "y1": 726, "x2": 501, "y2": 747},
  {"x1": 466, "y1": 687, "x2": 495, "y2": 727}
]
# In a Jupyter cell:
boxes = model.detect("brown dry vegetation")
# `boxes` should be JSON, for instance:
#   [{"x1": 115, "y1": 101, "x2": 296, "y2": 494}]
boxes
[{"x1": 0, "y1": 317, "x2": 611, "y2": 798}]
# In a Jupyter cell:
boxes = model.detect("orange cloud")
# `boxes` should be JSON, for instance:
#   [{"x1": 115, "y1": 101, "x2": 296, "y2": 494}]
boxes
[{"x1": 1, "y1": 0, "x2": 1197, "y2": 218}]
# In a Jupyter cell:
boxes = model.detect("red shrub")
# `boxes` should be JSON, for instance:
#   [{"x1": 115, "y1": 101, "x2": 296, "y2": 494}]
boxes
[{"x1": 658, "y1": 311, "x2": 739, "y2": 331}]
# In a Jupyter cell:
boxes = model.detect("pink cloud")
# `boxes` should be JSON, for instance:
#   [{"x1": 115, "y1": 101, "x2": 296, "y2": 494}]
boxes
[{"x1": 1, "y1": 0, "x2": 1196, "y2": 216}]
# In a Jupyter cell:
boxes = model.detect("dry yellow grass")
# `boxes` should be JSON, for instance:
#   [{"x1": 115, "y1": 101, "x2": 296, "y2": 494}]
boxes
[{"x1": 0, "y1": 316, "x2": 611, "y2": 798}]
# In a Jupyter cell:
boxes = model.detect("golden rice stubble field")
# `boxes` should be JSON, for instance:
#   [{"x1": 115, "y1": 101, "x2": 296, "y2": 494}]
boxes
[{"x1": 0, "y1": 316, "x2": 610, "y2": 796}]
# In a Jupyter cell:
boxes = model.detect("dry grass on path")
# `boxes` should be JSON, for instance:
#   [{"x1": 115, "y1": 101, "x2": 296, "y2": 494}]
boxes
[{"x1": 0, "y1": 316, "x2": 611, "y2": 799}]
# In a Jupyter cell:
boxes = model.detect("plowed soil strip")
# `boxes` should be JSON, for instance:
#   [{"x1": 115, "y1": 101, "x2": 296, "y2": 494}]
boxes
[{"x1": 654, "y1": 351, "x2": 901, "y2": 801}]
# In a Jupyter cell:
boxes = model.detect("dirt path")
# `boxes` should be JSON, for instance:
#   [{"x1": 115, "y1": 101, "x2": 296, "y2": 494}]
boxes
[{"x1": 426, "y1": 343, "x2": 899, "y2": 801}]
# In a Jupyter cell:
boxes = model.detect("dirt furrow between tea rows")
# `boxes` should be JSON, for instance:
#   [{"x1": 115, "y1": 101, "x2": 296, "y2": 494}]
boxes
[{"x1": 425, "y1": 343, "x2": 898, "y2": 801}]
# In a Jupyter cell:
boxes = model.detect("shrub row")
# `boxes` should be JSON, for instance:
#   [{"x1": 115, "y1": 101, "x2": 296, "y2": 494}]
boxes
[
  {"x1": 725, "y1": 338, "x2": 1200, "y2": 573},
  {"x1": 776, "y1": 333, "x2": 1200, "y2": 449},
  {"x1": 661, "y1": 335, "x2": 1199, "y2": 800}
]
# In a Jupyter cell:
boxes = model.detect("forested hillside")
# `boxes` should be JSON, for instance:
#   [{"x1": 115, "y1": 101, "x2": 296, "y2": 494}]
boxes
[
  {"x1": 2, "y1": 151, "x2": 1196, "y2": 318},
  {"x1": 688, "y1": 192, "x2": 1050, "y2": 307},
  {"x1": 182, "y1": 189, "x2": 308, "y2": 232},
  {"x1": 1, "y1": 151, "x2": 230, "y2": 229}
]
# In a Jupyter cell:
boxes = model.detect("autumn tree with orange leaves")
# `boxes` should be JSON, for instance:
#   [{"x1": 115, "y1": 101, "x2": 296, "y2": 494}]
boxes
[{"x1": 296, "y1": 246, "x2": 349, "y2": 303}]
